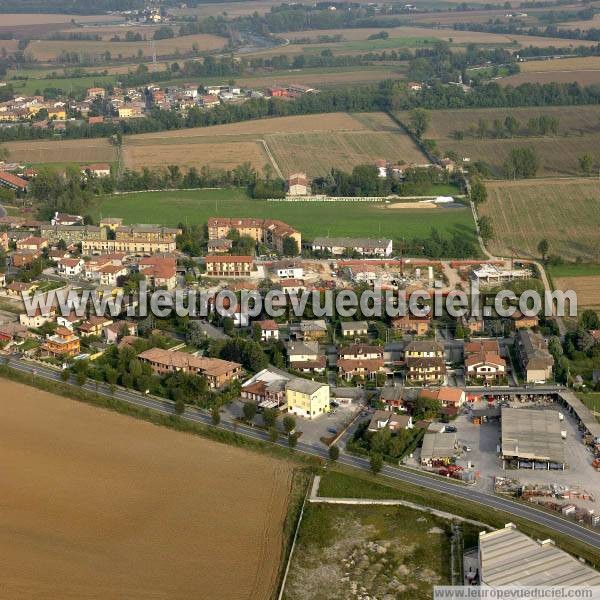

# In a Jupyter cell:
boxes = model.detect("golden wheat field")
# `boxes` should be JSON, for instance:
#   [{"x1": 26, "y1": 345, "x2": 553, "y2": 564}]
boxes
[
  {"x1": 479, "y1": 178, "x2": 600, "y2": 261},
  {"x1": 4, "y1": 138, "x2": 117, "y2": 165},
  {"x1": 0, "y1": 379, "x2": 293, "y2": 600}
]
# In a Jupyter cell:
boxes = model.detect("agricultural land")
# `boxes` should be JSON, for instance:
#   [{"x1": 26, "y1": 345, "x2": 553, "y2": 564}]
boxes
[
  {"x1": 396, "y1": 105, "x2": 600, "y2": 178},
  {"x1": 478, "y1": 178, "x2": 600, "y2": 262},
  {"x1": 0, "y1": 379, "x2": 293, "y2": 600},
  {"x1": 122, "y1": 112, "x2": 427, "y2": 177}
]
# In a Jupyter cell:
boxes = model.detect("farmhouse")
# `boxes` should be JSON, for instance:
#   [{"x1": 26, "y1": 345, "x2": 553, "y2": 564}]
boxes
[
  {"x1": 501, "y1": 407, "x2": 564, "y2": 469},
  {"x1": 81, "y1": 163, "x2": 111, "y2": 178},
  {"x1": 137, "y1": 348, "x2": 242, "y2": 389},
  {"x1": 285, "y1": 378, "x2": 330, "y2": 420},
  {"x1": 207, "y1": 217, "x2": 301, "y2": 254},
  {"x1": 205, "y1": 255, "x2": 253, "y2": 278},
  {"x1": 311, "y1": 237, "x2": 393, "y2": 257},
  {"x1": 286, "y1": 172, "x2": 309, "y2": 196}
]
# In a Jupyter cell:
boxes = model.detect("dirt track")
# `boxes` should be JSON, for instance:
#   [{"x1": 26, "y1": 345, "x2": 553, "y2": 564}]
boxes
[{"x1": 0, "y1": 380, "x2": 292, "y2": 600}]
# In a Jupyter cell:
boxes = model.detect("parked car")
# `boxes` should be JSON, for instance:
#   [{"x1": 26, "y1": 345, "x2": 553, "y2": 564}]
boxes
[
  {"x1": 463, "y1": 445, "x2": 472, "y2": 452},
  {"x1": 327, "y1": 427, "x2": 338, "y2": 435},
  {"x1": 445, "y1": 425, "x2": 457, "y2": 433}
]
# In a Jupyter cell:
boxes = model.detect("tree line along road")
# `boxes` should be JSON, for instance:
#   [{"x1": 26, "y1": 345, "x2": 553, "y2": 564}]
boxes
[{"x1": 3, "y1": 356, "x2": 599, "y2": 550}]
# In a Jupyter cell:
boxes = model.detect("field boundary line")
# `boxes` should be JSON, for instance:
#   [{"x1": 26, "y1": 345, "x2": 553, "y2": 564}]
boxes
[
  {"x1": 277, "y1": 474, "x2": 312, "y2": 600},
  {"x1": 260, "y1": 137, "x2": 284, "y2": 179}
]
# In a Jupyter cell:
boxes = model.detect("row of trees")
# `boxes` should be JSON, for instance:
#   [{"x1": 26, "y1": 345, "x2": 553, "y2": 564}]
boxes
[{"x1": 451, "y1": 114, "x2": 560, "y2": 140}]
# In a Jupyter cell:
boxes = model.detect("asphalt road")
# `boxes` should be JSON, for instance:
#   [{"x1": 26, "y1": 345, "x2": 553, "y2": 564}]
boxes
[{"x1": 5, "y1": 356, "x2": 600, "y2": 550}]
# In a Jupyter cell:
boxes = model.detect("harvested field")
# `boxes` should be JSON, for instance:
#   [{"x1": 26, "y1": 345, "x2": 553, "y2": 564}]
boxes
[
  {"x1": 266, "y1": 129, "x2": 424, "y2": 177},
  {"x1": 440, "y1": 135, "x2": 600, "y2": 177},
  {"x1": 553, "y1": 276, "x2": 600, "y2": 311},
  {"x1": 0, "y1": 379, "x2": 293, "y2": 600},
  {"x1": 396, "y1": 105, "x2": 600, "y2": 177},
  {"x1": 123, "y1": 139, "x2": 269, "y2": 172},
  {"x1": 125, "y1": 112, "x2": 367, "y2": 141},
  {"x1": 0, "y1": 13, "x2": 124, "y2": 26},
  {"x1": 56, "y1": 24, "x2": 161, "y2": 41},
  {"x1": 170, "y1": 0, "x2": 281, "y2": 17},
  {"x1": 521, "y1": 56, "x2": 600, "y2": 72},
  {"x1": 4, "y1": 138, "x2": 116, "y2": 165},
  {"x1": 5, "y1": 138, "x2": 116, "y2": 165},
  {"x1": 231, "y1": 65, "x2": 406, "y2": 88},
  {"x1": 0, "y1": 38, "x2": 18, "y2": 54},
  {"x1": 399, "y1": 105, "x2": 600, "y2": 140},
  {"x1": 479, "y1": 178, "x2": 600, "y2": 261},
  {"x1": 283, "y1": 503, "x2": 451, "y2": 600},
  {"x1": 501, "y1": 70, "x2": 600, "y2": 86},
  {"x1": 122, "y1": 112, "x2": 425, "y2": 177},
  {"x1": 28, "y1": 33, "x2": 227, "y2": 61}
]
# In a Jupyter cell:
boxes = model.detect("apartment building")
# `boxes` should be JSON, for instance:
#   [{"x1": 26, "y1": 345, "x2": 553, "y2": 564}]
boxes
[
  {"x1": 82, "y1": 225, "x2": 180, "y2": 255},
  {"x1": 285, "y1": 378, "x2": 330, "y2": 420},
  {"x1": 207, "y1": 217, "x2": 301, "y2": 254},
  {"x1": 405, "y1": 340, "x2": 446, "y2": 384},
  {"x1": 205, "y1": 255, "x2": 253, "y2": 278}
]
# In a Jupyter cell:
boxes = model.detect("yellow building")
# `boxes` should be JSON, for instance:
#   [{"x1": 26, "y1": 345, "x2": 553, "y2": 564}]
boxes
[{"x1": 285, "y1": 378, "x2": 330, "y2": 420}]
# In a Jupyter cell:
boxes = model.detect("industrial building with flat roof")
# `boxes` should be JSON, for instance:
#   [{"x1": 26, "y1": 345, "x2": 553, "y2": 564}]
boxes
[
  {"x1": 478, "y1": 523, "x2": 600, "y2": 586},
  {"x1": 501, "y1": 407, "x2": 565, "y2": 468}
]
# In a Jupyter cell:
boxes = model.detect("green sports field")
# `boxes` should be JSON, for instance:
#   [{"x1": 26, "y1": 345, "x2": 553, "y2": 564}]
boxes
[{"x1": 97, "y1": 188, "x2": 476, "y2": 244}]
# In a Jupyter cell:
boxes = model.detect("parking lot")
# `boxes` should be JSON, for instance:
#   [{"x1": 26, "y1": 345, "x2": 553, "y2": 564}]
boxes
[
  {"x1": 454, "y1": 402, "x2": 600, "y2": 507},
  {"x1": 295, "y1": 398, "x2": 363, "y2": 446}
]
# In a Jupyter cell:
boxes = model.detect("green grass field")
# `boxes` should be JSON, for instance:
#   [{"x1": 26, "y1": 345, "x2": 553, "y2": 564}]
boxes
[
  {"x1": 9, "y1": 74, "x2": 118, "y2": 95},
  {"x1": 548, "y1": 263, "x2": 600, "y2": 277},
  {"x1": 97, "y1": 188, "x2": 477, "y2": 244}
]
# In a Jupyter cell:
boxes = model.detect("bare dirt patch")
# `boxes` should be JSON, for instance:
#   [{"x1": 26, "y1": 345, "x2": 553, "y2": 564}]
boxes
[{"x1": 0, "y1": 379, "x2": 293, "y2": 600}]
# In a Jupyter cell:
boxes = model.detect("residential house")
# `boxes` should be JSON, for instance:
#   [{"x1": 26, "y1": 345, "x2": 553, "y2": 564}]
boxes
[
  {"x1": 207, "y1": 238, "x2": 233, "y2": 254},
  {"x1": 56, "y1": 257, "x2": 84, "y2": 277},
  {"x1": 138, "y1": 255, "x2": 177, "y2": 289},
  {"x1": 405, "y1": 340, "x2": 446, "y2": 384},
  {"x1": 205, "y1": 255, "x2": 253, "y2": 278},
  {"x1": 391, "y1": 314, "x2": 431, "y2": 336},
  {"x1": 461, "y1": 314, "x2": 485, "y2": 335},
  {"x1": 16, "y1": 236, "x2": 47, "y2": 252},
  {"x1": 78, "y1": 316, "x2": 113, "y2": 338},
  {"x1": 19, "y1": 306, "x2": 56, "y2": 329},
  {"x1": 42, "y1": 326, "x2": 80, "y2": 357},
  {"x1": 286, "y1": 378, "x2": 330, "y2": 420},
  {"x1": 380, "y1": 386, "x2": 408, "y2": 412},
  {"x1": 11, "y1": 250, "x2": 39, "y2": 268},
  {"x1": 255, "y1": 319, "x2": 279, "y2": 341},
  {"x1": 337, "y1": 344, "x2": 385, "y2": 381},
  {"x1": 290, "y1": 319, "x2": 328, "y2": 341},
  {"x1": 516, "y1": 329, "x2": 554, "y2": 383},
  {"x1": 277, "y1": 266, "x2": 303, "y2": 280},
  {"x1": 367, "y1": 410, "x2": 413, "y2": 432},
  {"x1": 98, "y1": 264, "x2": 128, "y2": 286},
  {"x1": 137, "y1": 348, "x2": 242, "y2": 388},
  {"x1": 311, "y1": 237, "x2": 393, "y2": 257},
  {"x1": 281, "y1": 279, "x2": 305, "y2": 294},
  {"x1": 5, "y1": 281, "x2": 37, "y2": 297},
  {"x1": 420, "y1": 387, "x2": 465, "y2": 408},
  {"x1": 103, "y1": 320, "x2": 138, "y2": 344},
  {"x1": 0, "y1": 231, "x2": 8, "y2": 252},
  {"x1": 286, "y1": 341, "x2": 326, "y2": 374},
  {"x1": 511, "y1": 310, "x2": 539, "y2": 330},
  {"x1": 464, "y1": 340, "x2": 506, "y2": 382},
  {"x1": 340, "y1": 321, "x2": 368, "y2": 338},
  {"x1": 0, "y1": 322, "x2": 29, "y2": 344},
  {"x1": 241, "y1": 367, "x2": 292, "y2": 408}
]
